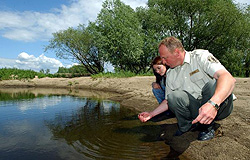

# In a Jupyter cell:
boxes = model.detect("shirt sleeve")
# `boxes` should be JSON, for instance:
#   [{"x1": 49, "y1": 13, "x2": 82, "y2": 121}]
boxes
[
  {"x1": 164, "y1": 77, "x2": 168, "y2": 99},
  {"x1": 196, "y1": 50, "x2": 226, "y2": 77}
]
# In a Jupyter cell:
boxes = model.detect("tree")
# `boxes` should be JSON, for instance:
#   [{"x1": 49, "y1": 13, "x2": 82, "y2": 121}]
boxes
[
  {"x1": 221, "y1": 50, "x2": 245, "y2": 76},
  {"x1": 95, "y1": 0, "x2": 145, "y2": 73},
  {"x1": 45, "y1": 25, "x2": 104, "y2": 74},
  {"x1": 136, "y1": 7, "x2": 164, "y2": 71},
  {"x1": 39, "y1": 69, "x2": 45, "y2": 74},
  {"x1": 45, "y1": 69, "x2": 50, "y2": 74},
  {"x1": 145, "y1": 0, "x2": 249, "y2": 76},
  {"x1": 45, "y1": 0, "x2": 249, "y2": 76}
]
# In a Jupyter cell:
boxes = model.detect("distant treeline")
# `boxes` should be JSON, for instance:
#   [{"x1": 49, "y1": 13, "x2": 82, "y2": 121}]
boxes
[
  {"x1": 0, "y1": 68, "x2": 53, "y2": 80},
  {"x1": 0, "y1": 65, "x2": 90, "y2": 80}
]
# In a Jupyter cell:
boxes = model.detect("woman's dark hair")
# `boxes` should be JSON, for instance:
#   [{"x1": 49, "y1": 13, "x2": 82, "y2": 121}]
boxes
[{"x1": 151, "y1": 56, "x2": 168, "y2": 85}]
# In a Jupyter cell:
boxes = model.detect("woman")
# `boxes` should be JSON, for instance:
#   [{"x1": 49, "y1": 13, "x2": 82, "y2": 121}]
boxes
[
  {"x1": 151, "y1": 56, "x2": 168, "y2": 104},
  {"x1": 151, "y1": 56, "x2": 175, "y2": 117}
]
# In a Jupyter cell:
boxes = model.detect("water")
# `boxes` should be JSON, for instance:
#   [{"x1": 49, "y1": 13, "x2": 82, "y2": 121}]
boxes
[{"x1": 0, "y1": 89, "x2": 187, "y2": 160}]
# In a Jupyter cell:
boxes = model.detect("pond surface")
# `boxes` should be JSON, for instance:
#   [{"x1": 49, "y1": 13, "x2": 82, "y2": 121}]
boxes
[{"x1": 0, "y1": 89, "x2": 187, "y2": 160}]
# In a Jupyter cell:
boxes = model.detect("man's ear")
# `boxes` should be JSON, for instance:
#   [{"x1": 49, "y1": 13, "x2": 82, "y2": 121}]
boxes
[{"x1": 174, "y1": 48, "x2": 180, "y2": 57}]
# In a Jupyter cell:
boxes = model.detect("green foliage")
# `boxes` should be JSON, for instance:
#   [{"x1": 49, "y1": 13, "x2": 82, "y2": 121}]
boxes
[
  {"x1": 145, "y1": 0, "x2": 249, "y2": 77},
  {"x1": 44, "y1": 0, "x2": 249, "y2": 77},
  {"x1": 146, "y1": 0, "x2": 249, "y2": 52},
  {"x1": 0, "y1": 68, "x2": 49, "y2": 80},
  {"x1": 67, "y1": 81, "x2": 73, "y2": 86},
  {"x1": 45, "y1": 25, "x2": 104, "y2": 74},
  {"x1": 56, "y1": 65, "x2": 90, "y2": 77},
  {"x1": 57, "y1": 65, "x2": 87, "y2": 74},
  {"x1": 95, "y1": 0, "x2": 145, "y2": 73},
  {"x1": 0, "y1": 67, "x2": 91, "y2": 80},
  {"x1": 221, "y1": 49, "x2": 245, "y2": 77}
]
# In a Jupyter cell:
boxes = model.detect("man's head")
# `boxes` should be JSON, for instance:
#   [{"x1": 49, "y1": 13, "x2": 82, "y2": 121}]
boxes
[{"x1": 158, "y1": 36, "x2": 185, "y2": 68}]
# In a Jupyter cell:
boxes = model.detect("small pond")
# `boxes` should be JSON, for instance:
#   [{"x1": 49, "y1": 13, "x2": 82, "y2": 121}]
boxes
[{"x1": 0, "y1": 88, "x2": 187, "y2": 160}]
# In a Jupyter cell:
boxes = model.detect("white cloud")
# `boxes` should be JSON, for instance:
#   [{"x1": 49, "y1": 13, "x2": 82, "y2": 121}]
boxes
[
  {"x1": 0, "y1": 0, "x2": 147, "y2": 42},
  {"x1": 0, "y1": 52, "x2": 64, "y2": 73},
  {"x1": 123, "y1": 0, "x2": 147, "y2": 9},
  {"x1": 234, "y1": 0, "x2": 250, "y2": 4},
  {"x1": 0, "y1": 58, "x2": 16, "y2": 68},
  {"x1": 0, "y1": 53, "x2": 115, "y2": 73},
  {"x1": 65, "y1": 63, "x2": 79, "y2": 68},
  {"x1": 0, "y1": 0, "x2": 247, "y2": 42}
]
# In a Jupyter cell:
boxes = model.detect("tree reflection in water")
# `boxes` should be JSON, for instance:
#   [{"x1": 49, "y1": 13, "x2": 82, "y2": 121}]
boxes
[
  {"x1": 44, "y1": 98, "x2": 170, "y2": 160},
  {"x1": 0, "y1": 89, "x2": 187, "y2": 159},
  {"x1": 45, "y1": 98, "x2": 127, "y2": 158}
]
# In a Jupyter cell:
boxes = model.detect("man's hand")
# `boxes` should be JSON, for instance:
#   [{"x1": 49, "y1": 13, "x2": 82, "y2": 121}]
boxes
[
  {"x1": 192, "y1": 103, "x2": 217, "y2": 124},
  {"x1": 138, "y1": 112, "x2": 153, "y2": 122}
]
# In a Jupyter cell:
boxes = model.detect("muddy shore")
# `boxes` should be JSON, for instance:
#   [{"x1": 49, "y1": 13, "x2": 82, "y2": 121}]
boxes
[{"x1": 0, "y1": 76, "x2": 249, "y2": 160}]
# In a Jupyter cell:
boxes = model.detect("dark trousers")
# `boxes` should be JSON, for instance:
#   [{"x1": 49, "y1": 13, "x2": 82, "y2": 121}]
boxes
[{"x1": 167, "y1": 80, "x2": 233, "y2": 132}]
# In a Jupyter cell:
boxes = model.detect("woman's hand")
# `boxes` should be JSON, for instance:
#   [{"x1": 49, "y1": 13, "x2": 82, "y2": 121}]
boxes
[{"x1": 152, "y1": 82, "x2": 161, "y2": 89}]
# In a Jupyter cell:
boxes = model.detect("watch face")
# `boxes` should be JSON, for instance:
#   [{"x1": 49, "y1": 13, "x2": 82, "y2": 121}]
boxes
[{"x1": 215, "y1": 104, "x2": 219, "y2": 110}]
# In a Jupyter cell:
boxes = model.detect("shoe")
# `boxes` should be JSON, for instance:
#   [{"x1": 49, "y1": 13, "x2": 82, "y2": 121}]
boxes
[
  {"x1": 174, "y1": 123, "x2": 198, "y2": 137},
  {"x1": 190, "y1": 123, "x2": 199, "y2": 132},
  {"x1": 197, "y1": 128, "x2": 215, "y2": 141}
]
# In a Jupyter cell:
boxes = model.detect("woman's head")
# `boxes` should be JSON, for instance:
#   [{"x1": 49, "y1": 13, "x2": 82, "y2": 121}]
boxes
[{"x1": 151, "y1": 56, "x2": 168, "y2": 76}]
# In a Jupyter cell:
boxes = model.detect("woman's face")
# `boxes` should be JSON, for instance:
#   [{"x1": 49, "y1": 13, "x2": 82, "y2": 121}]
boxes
[{"x1": 153, "y1": 64, "x2": 167, "y2": 76}]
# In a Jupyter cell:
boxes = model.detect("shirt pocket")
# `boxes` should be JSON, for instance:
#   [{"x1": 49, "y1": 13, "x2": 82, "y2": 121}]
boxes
[
  {"x1": 167, "y1": 80, "x2": 181, "y2": 91},
  {"x1": 190, "y1": 72, "x2": 206, "y2": 89}
]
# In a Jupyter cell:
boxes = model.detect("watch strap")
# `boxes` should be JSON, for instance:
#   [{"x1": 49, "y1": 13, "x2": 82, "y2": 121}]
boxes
[{"x1": 208, "y1": 100, "x2": 220, "y2": 110}]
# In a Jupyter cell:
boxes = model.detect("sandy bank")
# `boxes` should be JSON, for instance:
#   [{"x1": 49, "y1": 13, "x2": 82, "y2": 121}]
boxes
[{"x1": 0, "y1": 76, "x2": 249, "y2": 160}]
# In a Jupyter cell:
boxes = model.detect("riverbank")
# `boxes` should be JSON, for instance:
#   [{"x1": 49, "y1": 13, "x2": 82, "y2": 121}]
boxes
[{"x1": 0, "y1": 76, "x2": 249, "y2": 160}]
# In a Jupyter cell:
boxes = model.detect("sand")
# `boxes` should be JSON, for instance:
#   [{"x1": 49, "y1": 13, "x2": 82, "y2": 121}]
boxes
[{"x1": 0, "y1": 76, "x2": 249, "y2": 160}]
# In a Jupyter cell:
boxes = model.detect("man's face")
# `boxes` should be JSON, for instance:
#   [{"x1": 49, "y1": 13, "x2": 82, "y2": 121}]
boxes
[{"x1": 159, "y1": 45, "x2": 178, "y2": 68}]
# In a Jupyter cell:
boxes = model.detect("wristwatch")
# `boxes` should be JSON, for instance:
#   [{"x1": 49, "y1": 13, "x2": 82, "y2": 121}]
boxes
[{"x1": 208, "y1": 100, "x2": 220, "y2": 110}]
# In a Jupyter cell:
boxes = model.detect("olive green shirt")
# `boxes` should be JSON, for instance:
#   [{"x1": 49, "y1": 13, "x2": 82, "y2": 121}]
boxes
[{"x1": 165, "y1": 49, "x2": 226, "y2": 100}]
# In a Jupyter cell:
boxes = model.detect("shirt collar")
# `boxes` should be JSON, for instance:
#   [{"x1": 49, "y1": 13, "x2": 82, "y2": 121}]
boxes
[{"x1": 183, "y1": 50, "x2": 191, "y2": 64}]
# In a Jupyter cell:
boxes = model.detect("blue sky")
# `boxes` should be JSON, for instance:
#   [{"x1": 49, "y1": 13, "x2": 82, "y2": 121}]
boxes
[{"x1": 0, "y1": 0, "x2": 248, "y2": 73}]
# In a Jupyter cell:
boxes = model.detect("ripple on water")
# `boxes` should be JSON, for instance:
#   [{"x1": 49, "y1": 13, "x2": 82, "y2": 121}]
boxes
[{"x1": 0, "y1": 92, "x2": 188, "y2": 160}]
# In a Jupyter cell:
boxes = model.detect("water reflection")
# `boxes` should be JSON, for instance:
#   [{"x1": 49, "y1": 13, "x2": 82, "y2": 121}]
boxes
[
  {"x1": 0, "y1": 89, "x2": 187, "y2": 160},
  {"x1": 45, "y1": 98, "x2": 169, "y2": 160}
]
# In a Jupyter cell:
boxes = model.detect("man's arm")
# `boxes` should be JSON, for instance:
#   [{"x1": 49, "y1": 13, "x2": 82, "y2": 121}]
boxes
[
  {"x1": 192, "y1": 69, "x2": 236, "y2": 124},
  {"x1": 138, "y1": 99, "x2": 169, "y2": 122},
  {"x1": 210, "y1": 69, "x2": 236, "y2": 105}
]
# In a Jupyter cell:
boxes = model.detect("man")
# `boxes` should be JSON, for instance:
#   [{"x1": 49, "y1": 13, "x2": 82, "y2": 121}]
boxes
[{"x1": 138, "y1": 36, "x2": 235, "y2": 141}]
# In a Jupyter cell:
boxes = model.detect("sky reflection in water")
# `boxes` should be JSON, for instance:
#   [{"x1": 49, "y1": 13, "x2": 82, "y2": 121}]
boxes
[{"x1": 0, "y1": 90, "x2": 176, "y2": 160}]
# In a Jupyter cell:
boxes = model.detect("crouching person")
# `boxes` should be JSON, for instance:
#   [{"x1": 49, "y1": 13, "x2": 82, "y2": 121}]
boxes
[{"x1": 138, "y1": 36, "x2": 235, "y2": 141}]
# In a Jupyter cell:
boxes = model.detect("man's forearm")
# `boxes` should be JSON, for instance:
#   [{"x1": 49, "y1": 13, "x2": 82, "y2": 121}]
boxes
[
  {"x1": 150, "y1": 99, "x2": 169, "y2": 117},
  {"x1": 212, "y1": 70, "x2": 236, "y2": 106}
]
